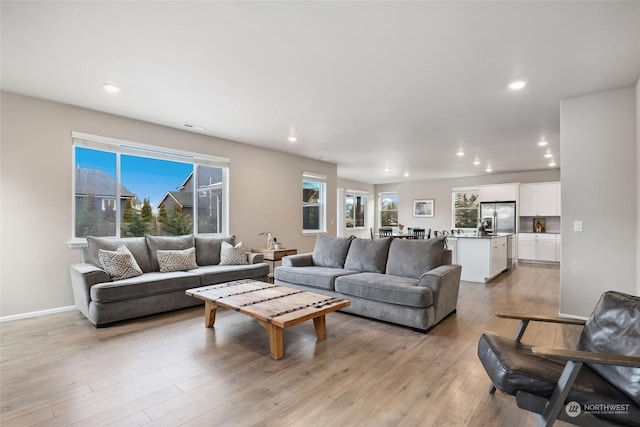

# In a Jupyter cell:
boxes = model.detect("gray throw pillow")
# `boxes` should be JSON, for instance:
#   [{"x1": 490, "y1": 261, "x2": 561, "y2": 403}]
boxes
[
  {"x1": 98, "y1": 245, "x2": 143, "y2": 281},
  {"x1": 312, "y1": 234, "x2": 354, "y2": 268},
  {"x1": 145, "y1": 234, "x2": 195, "y2": 271},
  {"x1": 344, "y1": 237, "x2": 392, "y2": 273},
  {"x1": 157, "y1": 247, "x2": 199, "y2": 272},
  {"x1": 386, "y1": 238, "x2": 445, "y2": 279},
  {"x1": 194, "y1": 234, "x2": 235, "y2": 266},
  {"x1": 87, "y1": 236, "x2": 152, "y2": 273}
]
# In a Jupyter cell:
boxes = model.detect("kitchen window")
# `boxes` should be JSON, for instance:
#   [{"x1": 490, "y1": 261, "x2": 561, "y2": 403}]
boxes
[
  {"x1": 72, "y1": 132, "x2": 229, "y2": 240},
  {"x1": 452, "y1": 188, "x2": 479, "y2": 230},
  {"x1": 303, "y1": 172, "x2": 326, "y2": 233},
  {"x1": 378, "y1": 191, "x2": 398, "y2": 227},
  {"x1": 345, "y1": 191, "x2": 367, "y2": 229}
]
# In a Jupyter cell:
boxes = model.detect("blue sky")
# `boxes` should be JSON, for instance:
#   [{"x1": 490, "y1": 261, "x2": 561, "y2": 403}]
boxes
[{"x1": 76, "y1": 147, "x2": 193, "y2": 209}]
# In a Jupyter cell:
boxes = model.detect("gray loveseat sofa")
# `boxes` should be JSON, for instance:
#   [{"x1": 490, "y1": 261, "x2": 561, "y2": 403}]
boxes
[
  {"x1": 274, "y1": 235, "x2": 461, "y2": 332},
  {"x1": 70, "y1": 234, "x2": 269, "y2": 327}
]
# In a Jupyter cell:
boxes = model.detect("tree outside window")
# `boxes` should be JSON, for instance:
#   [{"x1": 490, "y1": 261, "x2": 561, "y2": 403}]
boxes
[
  {"x1": 453, "y1": 190, "x2": 479, "y2": 229},
  {"x1": 379, "y1": 192, "x2": 398, "y2": 227},
  {"x1": 346, "y1": 194, "x2": 366, "y2": 228},
  {"x1": 303, "y1": 178, "x2": 325, "y2": 232}
]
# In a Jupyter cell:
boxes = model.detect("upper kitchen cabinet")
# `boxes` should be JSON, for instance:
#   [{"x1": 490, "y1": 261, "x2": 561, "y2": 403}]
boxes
[
  {"x1": 519, "y1": 182, "x2": 560, "y2": 216},
  {"x1": 478, "y1": 184, "x2": 518, "y2": 202}
]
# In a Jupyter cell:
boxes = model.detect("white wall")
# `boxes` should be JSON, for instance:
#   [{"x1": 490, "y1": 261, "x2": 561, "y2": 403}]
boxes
[
  {"x1": 637, "y1": 78, "x2": 640, "y2": 296},
  {"x1": 374, "y1": 170, "x2": 560, "y2": 234},
  {"x1": 560, "y1": 86, "x2": 637, "y2": 317},
  {"x1": 0, "y1": 92, "x2": 337, "y2": 317}
]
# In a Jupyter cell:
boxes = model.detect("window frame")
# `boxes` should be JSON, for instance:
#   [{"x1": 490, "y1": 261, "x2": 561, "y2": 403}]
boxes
[
  {"x1": 451, "y1": 187, "x2": 480, "y2": 230},
  {"x1": 302, "y1": 172, "x2": 327, "y2": 234},
  {"x1": 378, "y1": 191, "x2": 399, "y2": 228},
  {"x1": 70, "y1": 132, "x2": 230, "y2": 246},
  {"x1": 345, "y1": 190, "x2": 368, "y2": 229}
]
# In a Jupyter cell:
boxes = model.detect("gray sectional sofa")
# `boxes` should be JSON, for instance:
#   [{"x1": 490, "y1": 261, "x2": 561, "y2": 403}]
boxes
[
  {"x1": 70, "y1": 234, "x2": 269, "y2": 327},
  {"x1": 274, "y1": 235, "x2": 461, "y2": 332}
]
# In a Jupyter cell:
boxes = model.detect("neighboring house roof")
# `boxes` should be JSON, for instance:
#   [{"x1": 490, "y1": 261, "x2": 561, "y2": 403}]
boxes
[
  {"x1": 75, "y1": 168, "x2": 136, "y2": 198},
  {"x1": 159, "y1": 191, "x2": 194, "y2": 209}
]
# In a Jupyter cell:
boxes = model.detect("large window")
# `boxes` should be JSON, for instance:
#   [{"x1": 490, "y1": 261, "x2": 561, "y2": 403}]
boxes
[
  {"x1": 303, "y1": 173, "x2": 326, "y2": 232},
  {"x1": 378, "y1": 191, "x2": 398, "y2": 227},
  {"x1": 452, "y1": 188, "x2": 479, "y2": 229},
  {"x1": 345, "y1": 191, "x2": 367, "y2": 229},
  {"x1": 73, "y1": 133, "x2": 229, "y2": 239}
]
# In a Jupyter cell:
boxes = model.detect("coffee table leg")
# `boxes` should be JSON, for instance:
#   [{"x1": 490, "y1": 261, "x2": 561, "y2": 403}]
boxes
[
  {"x1": 258, "y1": 320, "x2": 284, "y2": 360},
  {"x1": 313, "y1": 315, "x2": 327, "y2": 340},
  {"x1": 205, "y1": 300, "x2": 217, "y2": 328}
]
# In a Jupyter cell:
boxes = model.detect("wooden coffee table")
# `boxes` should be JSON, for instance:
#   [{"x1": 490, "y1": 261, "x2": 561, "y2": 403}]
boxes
[{"x1": 186, "y1": 279, "x2": 350, "y2": 360}]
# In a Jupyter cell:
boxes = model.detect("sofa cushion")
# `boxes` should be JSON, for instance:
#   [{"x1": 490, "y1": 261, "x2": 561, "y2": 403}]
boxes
[
  {"x1": 90, "y1": 271, "x2": 200, "y2": 303},
  {"x1": 577, "y1": 291, "x2": 640, "y2": 406},
  {"x1": 191, "y1": 263, "x2": 270, "y2": 286},
  {"x1": 275, "y1": 266, "x2": 357, "y2": 291},
  {"x1": 157, "y1": 247, "x2": 198, "y2": 272},
  {"x1": 344, "y1": 237, "x2": 392, "y2": 273},
  {"x1": 194, "y1": 234, "x2": 235, "y2": 266},
  {"x1": 145, "y1": 234, "x2": 195, "y2": 271},
  {"x1": 220, "y1": 241, "x2": 249, "y2": 265},
  {"x1": 87, "y1": 236, "x2": 153, "y2": 273},
  {"x1": 386, "y1": 239, "x2": 445, "y2": 279},
  {"x1": 98, "y1": 245, "x2": 143, "y2": 281},
  {"x1": 312, "y1": 234, "x2": 354, "y2": 268},
  {"x1": 335, "y1": 272, "x2": 433, "y2": 308}
]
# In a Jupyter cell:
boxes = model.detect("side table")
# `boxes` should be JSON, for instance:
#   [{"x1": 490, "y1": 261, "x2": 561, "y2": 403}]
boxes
[{"x1": 253, "y1": 248, "x2": 298, "y2": 282}]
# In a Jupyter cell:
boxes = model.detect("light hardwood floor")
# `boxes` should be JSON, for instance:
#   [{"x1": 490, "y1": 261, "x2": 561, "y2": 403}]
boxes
[{"x1": 1, "y1": 263, "x2": 582, "y2": 427}]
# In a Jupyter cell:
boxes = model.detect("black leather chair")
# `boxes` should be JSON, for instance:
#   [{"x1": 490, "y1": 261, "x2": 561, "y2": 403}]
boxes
[
  {"x1": 478, "y1": 291, "x2": 640, "y2": 426},
  {"x1": 378, "y1": 228, "x2": 393, "y2": 238}
]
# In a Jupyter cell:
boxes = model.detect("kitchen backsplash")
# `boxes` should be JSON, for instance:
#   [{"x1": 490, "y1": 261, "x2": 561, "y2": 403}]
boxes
[{"x1": 519, "y1": 216, "x2": 561, "y2": 233}]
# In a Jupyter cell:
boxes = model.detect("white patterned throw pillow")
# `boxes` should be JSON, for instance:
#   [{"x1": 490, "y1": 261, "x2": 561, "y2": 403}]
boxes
[
  {"x1": 99, "y1": 245, "x2": 143, "y2": 281},
  {"x1": 157, "y1": 247, "x2": 198, "y2": 272},
  {"x1": 220, "y1": 241, "x2": 249, "y2": 265}
]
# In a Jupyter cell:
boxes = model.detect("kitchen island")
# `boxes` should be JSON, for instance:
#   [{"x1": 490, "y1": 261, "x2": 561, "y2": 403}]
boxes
[{"x1": 447, "y1": 233, "x2": 513, "y2": 283}]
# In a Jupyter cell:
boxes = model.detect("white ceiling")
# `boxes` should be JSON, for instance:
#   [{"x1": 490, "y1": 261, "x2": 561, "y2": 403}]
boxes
[{"x1": 2, "y1": 1, "x2": 640, "y2": 184}]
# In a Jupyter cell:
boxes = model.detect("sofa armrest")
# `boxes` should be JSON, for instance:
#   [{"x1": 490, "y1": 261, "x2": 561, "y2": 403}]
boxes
[
  {"x1": 247, "y1": 252, "x2": 264, "y2": 264},
  {"x1": 282, "y1": 253, "x2": 314, "y2": 267},
  {"x1": 69, "y1": 263, "x2": 110, "y2": 316},
  {"x1": 419, "y1": 264, "x2": 462, "y2": 323}
]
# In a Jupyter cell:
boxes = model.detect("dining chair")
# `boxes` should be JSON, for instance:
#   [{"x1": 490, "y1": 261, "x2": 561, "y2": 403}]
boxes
[
  {"x1": 378, "y1": 228, "x2": 393, "y2": 238},
  {"x1": 412, "y1": 228, "x2": 426, "y2": 239}
]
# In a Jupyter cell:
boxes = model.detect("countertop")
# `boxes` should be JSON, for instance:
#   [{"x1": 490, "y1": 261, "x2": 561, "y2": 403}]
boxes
[{"x1": 447, "y1": 232, "x2": 514, "y2": 239}]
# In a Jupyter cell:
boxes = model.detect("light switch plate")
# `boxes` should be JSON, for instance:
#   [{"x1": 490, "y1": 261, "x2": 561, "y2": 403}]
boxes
[{"x1": 573, "y1": 221, "x2": 583, "y2": 232}]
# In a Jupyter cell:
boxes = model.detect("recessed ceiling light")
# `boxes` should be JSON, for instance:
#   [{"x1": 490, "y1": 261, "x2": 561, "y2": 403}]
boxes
[
  {"x1": 544, "y1": 152, "x2": 553, "y2": 158},
  {"x1": 456, "y1": 150, "x2": 465, "y2": 157},
  {"x1": 384, "y1": 167, "x2": 390, "y2": 173},
  {"x1": 102, "y1": 83, "x2": 120, "y2": 93},
  {"x1": 404, "y1": 171, "x2": 410, "y2": 178},
  {"x1": 508, "y1": 80, "x2": 527, "y2": 90},
  {"x1": 287, "y1": 136, "x2": 297, "y2": 143},
  {"x1": 538, "y1": 140, "x2": 548, "y2": 146},
  {"x1": 485, "y1": 167, "x2": 493, "y2": 173},
  {"x1": 473, "y1": 159, "x2": 481, "y2": 166},
  {"x1": 549, "y1": 160, "x2": 557, "y2": 167}
]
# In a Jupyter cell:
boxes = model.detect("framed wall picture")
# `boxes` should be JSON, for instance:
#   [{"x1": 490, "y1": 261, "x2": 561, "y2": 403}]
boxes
[{"x1": 413, "y1": 199, "x2": 434, "y2": 217}]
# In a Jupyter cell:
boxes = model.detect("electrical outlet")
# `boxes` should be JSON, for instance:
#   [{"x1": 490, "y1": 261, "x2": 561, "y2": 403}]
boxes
[{"x1": 573, "y1": 221, "x2": 583, "y2": 232}]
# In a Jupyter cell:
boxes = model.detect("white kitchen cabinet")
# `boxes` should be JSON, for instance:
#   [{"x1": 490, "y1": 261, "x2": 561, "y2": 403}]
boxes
[
  {"x1": 478, "y1": 184, "x2": 518, "y2": 202},
  {"x1": 447, "y1": 237, "x2": 457, "y2": 264},
  {"x1": 517, "y1": 233, "x2": 560, "y2": 263},
  {"x1": 556, "y1": 234, "x2": 561, "y2": 262},
  {"x1": 490, "y1": 236, "x2": 508, "y2": 277},
  {"x1": 457, "y1": 236, "x2": 509, "y2": 283},
  {"x1": 519, "y1": 182, "x2": 560, "y2": 216}
]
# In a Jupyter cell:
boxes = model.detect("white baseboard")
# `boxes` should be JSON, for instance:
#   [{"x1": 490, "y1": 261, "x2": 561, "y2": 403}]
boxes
[{"x1": 0, "y1": 305, "x2": 76, "y2": 323}]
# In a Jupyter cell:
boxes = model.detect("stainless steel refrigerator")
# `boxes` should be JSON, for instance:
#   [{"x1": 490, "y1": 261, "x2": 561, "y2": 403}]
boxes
[{"x1": 479, "y1": 201, "x2": 516, "y2": 234}]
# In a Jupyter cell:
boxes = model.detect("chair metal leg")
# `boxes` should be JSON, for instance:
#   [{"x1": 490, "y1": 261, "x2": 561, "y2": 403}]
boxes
[{"x1": 537, "y1": 360, "x2": 583, "y2": 427}]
